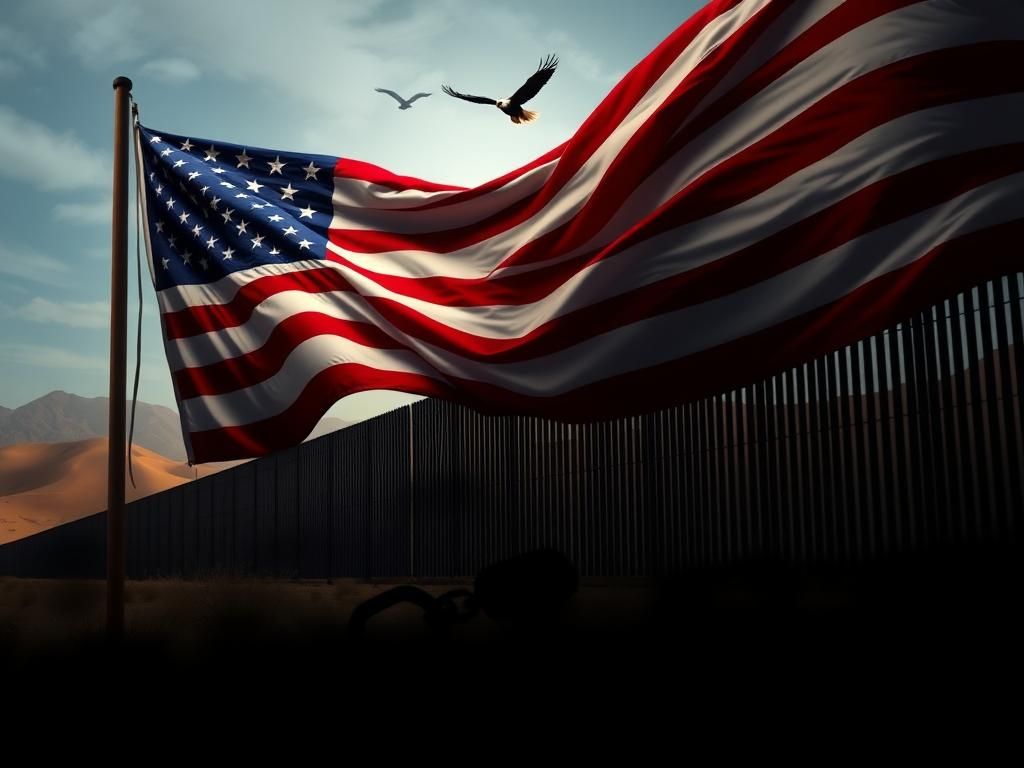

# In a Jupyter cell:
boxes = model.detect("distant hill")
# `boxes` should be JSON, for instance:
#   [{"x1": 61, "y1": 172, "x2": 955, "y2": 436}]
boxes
[
  {"x1": 0, "y1": 391, "x2": 353, "y2": 462},
  {"x1": 0, "y1": 391, "x2": 187, "y2": 460},
  {"x1": 0, "y1": 438, "x2": 226, "y2": 545}
]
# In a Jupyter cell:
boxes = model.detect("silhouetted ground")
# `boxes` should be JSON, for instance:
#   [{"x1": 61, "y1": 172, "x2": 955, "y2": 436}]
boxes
[{"x1": 2, "y1": 544, "x2": 1020, "y2": 693}]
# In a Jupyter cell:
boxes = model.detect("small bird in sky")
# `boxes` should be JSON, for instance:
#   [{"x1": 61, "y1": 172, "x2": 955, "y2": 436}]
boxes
[
  {"x1": 442, "y1": 54, "x2": 558, "y2": 124},
  {"x1": 375, "y1": 88, "x2": 432, "y2": 109}
]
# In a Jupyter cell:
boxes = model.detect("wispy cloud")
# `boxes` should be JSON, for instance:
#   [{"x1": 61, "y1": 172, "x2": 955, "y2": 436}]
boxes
[
  {"x1": 69, "y1": 2, "x2": 145, "y2": 64},
  {"x1": 54, "y1": 197, "x2": 111, "y2": 225},
  {"x1": 141, "y1": 57, "x2": 200, "y2": 84},
  {"x1": 0, "y1": 24, "x2": 45, "y2": 77},
  {"x1": 21, "y1": 297, "x2": 109, "y2": 329},
  {"x1": 0, "y1": 106, "x2": 109, "y2": 190},
  {"x1": 0, "y1": 343, "x2": 106, "y2": 371},
  {"x1": 0, "y1": 242, "x2": 70, "y2": 286}
]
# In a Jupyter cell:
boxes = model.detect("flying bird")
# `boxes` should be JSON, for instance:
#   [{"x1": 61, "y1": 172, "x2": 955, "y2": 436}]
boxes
[
  {"x1": 375, "y1": 88, "x2": 432, "y2": 110},
  {"x1": 442, "y1": 54, "x2": 558, "y2": 124}
]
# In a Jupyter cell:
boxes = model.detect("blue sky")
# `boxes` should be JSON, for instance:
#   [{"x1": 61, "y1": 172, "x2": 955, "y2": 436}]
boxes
[{"x1": 0, "y1": 0, "x2": 698, "y2": 423}]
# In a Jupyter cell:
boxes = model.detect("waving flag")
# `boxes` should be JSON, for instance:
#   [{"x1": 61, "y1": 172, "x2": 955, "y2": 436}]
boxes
[{"x1": 138, "y1": 0, "x2": 1024, "y2": 463}]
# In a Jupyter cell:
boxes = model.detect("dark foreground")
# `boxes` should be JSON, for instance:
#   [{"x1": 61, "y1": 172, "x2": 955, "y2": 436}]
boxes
[{"x1": 2, "y1": 545, "x2": 1020, "y2": 693}]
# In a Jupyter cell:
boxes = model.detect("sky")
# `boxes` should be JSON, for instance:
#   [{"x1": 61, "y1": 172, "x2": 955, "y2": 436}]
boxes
[{"x1": 0, "y1": 0, "x2": 698, "y2": 424}]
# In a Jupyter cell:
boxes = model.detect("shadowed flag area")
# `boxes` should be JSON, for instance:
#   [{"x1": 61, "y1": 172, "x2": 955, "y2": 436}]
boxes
[{"x1": 137, "y1": 0, "x2": 1024, "y2": 463}]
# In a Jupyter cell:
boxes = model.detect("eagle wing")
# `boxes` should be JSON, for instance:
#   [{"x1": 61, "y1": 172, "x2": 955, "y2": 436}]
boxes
[
  {"x1": 375, "y1": 88, "x2": 406, "y2": 104},
  {"x1": 442, "y1": 85, "x2": 496, "y2": 105},
  {"x1": 509, "y1": 54, "x2": 558, "y2": 106},
  {"x1": 406, "y1": 92, "x2": 433, "y2": 103}
]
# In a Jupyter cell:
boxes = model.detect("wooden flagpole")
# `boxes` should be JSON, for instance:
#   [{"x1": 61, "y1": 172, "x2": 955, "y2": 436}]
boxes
[{"x1": 108, "y1": 76, "x2": 132, "y2": 639}]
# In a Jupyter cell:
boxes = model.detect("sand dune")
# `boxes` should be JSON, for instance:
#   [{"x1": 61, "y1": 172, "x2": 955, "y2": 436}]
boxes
[{"x1": 0, "y1": 438, "x2": 224, "y2": 545}]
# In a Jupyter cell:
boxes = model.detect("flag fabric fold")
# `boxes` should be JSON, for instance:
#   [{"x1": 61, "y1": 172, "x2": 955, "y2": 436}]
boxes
[{"x1": 137, "y1": 0, "x2": 1024, "y2": 463}]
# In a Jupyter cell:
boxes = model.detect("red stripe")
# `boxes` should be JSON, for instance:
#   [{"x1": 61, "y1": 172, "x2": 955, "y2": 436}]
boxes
[
  {"x1": 327, "y1": 0, "x2": 750, "y2": 254},
  {"x1": 185, "y1": 219, "x2": 1024, "y2": 462},
  {"x1": 381, "y1": 143, "x2": 567, "y2": 213},
  {"x1": 162, "y1": 266, "x2": 354, "y2": 340},
  {"x1": 333, "y1": 157, "x2": 466, "y2": 193},
  {"x1": 173, "y1": 312, "x2": 405, "y2": 399}
]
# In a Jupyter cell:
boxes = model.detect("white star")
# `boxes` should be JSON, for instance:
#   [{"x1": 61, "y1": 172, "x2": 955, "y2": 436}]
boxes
[
  {"x1": 222, "y1": 246, "x2": 235, "y2": 260},
  {"x1": 299, "y1": 204, "x2": 316, "y2": 219},
  {"x1": 236, "y1": 150, "x2": 252, "y2": 169},
  {"x1": 182, "y1": 249, "x2": 193, "y2": 265},
  {"x1": 161, "y1": 257, "x2": 170, "y2": 269},
  {"x1": 179, "y1": 211, "x2": 190, "y2": 224},
  {"x1": 280, "y1": 183, "x2": 297, "y2": 201},
  {"x1": 211, "y1": 167, "x2": 227, "y2": 175},
  {"x1": 150, "y1": 135, "x2": 163, "y2": 144},
  {"x1": 251, "y1": 203, "x2": 267, "y2": 209},
  {"x1": 210, "y1": 196, "x2": 221, "y2": 210},
  {"x1": 166, "y1": 197, "x2": 176, "y2": 210},
  {"x1": 180, "y1": 138, "x2": 194, "y2": 152},
  {"x1": 268, "y1": 214, "x2": 284, "y2": 223},
  {"x1": 154, "y1": 184, "x2": 163, "y2": 196},
  {"x1": 191, "y1": 224, "x2": 203, "y2": 237},
  {"x1": 173, "y1": 159, "x2": 186, "y2": 169},
  {"x1": 200, "y1": 185, "x2": 210, "y2": 195},
  {"x1": 251, "y1": 234, "x2": 265, "y2": 249},
  {"x1": 236, "y1": 220, "x2": 249, "y2": 235},
  {"x1": 235, "y1": 193, "x2": 249, "y2": 199},
  {"x1": 245, "y1": 179, "x2": 264, "y2": 193},
  {"x1": 206, "y1": 236, "x2": 219, "y2": 250},
  {"x1": 221, "y1": 209, "x2": 235, "y2": 223},
  {"x1": 167, "y1": 235, "x2": 177, "y2": 250},
  {"x1": 148, "y1": 172, "x2": 155, "y2": 181},
  {"x1": 303, "y1": 161, "x2": 321, "y2": 180},
  {"x1": 160, "y1": 147, "x2": 173, "y2": 157},
  {"x1": 187, "y1": 171, "x2": 201, "y2": 181},
  {"x1": 220, "y1": 181, "x2": 235, "y2": 188},
  {"x1": 200, "y1": 257, "x2": 209, "y2": 270},
  {"x1": 155, "y1": 221, "x2": 165, "y2": 233},
  {"x1": 204, "y1": 145, "x2": 220, "y2": 162},
  {"x1": 269, "y1": 247, "x2": 281, "y2": 256},
  {"x1": 268, "y1": 156, "x2": 286, "y2": 175},
  {"x1": 282, "y1": 225, "x2": 298, "y2": 236},
  {"x1": 298, "y1": 239, "x2": 313, "y2": 250}
]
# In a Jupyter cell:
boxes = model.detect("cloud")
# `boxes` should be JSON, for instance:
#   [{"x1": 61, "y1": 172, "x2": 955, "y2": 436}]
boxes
[
  {"x1": 69, "y1": 2, "x2": 145, "y2": 64},
  {"x1": 0, "y1": 343, "x2": 106, "y2": 371},
  {"x1": 141, "y1": 57, "x2": 201, "y2": 84},
  {"x1": 0, "y1": 106, "x2": 109, "y2": 190},
  {"x1": 0, "y1": 242, "x2": 70, "y2": 286},
  {"x1": 0, "y1": 24, "x2": 45, "y2": 77},
  {"x1": 543, "y1": 31, "x2": 622, "y2": 85},
  {"x1": 21, "y1": 297, "x2": 109, "y2": 329},
  {"x1": 54, "y1": 197, "x2": 112, "y2": 225}
]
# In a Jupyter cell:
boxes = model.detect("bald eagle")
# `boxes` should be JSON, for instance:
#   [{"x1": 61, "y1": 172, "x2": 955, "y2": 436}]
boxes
[
  {"x1": 375, "y1": 88, "x2": 432, "y2": 109},
  {"x1": 442, "y1": 54, "x2": 558, "y2": 124}
]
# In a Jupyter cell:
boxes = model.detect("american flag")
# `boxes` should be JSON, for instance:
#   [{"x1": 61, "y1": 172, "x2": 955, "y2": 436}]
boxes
[{"x1": 138, "y1": 0, "x2": 1024, "y2": 464}]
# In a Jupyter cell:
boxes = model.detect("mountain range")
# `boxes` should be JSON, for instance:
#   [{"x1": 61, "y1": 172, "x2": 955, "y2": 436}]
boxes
[{"x1": 0, "y1": 391, "x2": 351, "y2": 461}]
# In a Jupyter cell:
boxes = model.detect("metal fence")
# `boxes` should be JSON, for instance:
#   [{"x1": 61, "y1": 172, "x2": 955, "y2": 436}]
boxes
[{"x1": 2, "y1": 274, "x2": 1021, "y2": 579}]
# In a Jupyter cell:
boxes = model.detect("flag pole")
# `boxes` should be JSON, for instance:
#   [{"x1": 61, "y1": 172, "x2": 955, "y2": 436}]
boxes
[{"x1": 108, "y1": 75, "x2": 132, "y2": 640}]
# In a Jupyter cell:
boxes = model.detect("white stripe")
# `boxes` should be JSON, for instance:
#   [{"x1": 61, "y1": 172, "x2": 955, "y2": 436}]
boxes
[
  {"x1": 331, "y1": 158, "x2": 558, "y2": 233},
  {"x1": 181, "y1": 337, "x2": 444, "y2": 430},
  {"x1": 163, "y1": 92, "x2": 1024, "y2": 371},
  {"x1": 332, "y1": 176, "x2": 464, "y2": 210},
  {"x1": 179, "y1": 174, "x2": 1024, "y2": 431},
  {"x1": 157, "y1": 258, "x2": 327, "y2": 313}
]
